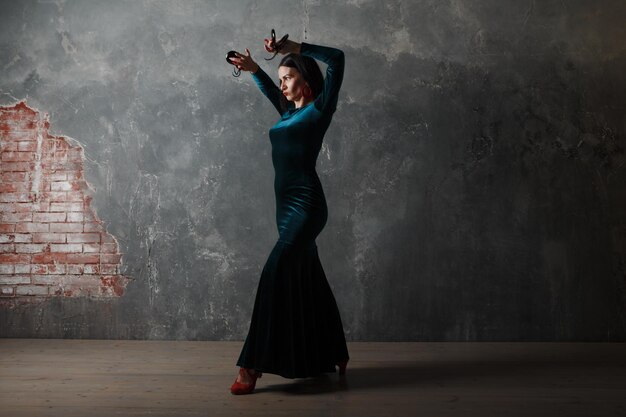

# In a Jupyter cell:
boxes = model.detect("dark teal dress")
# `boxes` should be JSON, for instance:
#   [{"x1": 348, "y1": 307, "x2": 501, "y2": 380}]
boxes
[{"x1": 236, "y1": 42, "x2": 350, "y2": 379}]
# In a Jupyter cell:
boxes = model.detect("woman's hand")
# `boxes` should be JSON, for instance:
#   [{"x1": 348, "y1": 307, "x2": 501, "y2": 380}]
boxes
[
  {"x1": 264, "y1": 38, "x2": 301, "y2": 55},
  {"x1": 229, "y1": 48, "x2": 259, "y2": 73}
]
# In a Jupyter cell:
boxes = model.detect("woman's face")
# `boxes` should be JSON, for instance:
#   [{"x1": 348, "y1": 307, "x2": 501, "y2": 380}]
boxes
[{"x1": 278, "y1": 66, "x2": 308, "y2": 102}]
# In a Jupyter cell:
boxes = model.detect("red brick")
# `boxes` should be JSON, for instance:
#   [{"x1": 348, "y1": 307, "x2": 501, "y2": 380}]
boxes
[
  {"x1": 49, "y1": 138, "x2": 69, "y2": 149},
  {"x1": 31, "y1": 264, "x2": 47, "y2": 274},
  {"x1": 67, "y1": 233, "x2": 100, "y2": 243},
  {"x1": 30, "y1": 275, "x2": 59, "y2": 285},
  {"x1": 15, "y1": 264, "x2": 30, "y2": 274},
  {"x1": 50, "y1": 202, "x2": 83, "y2": 212},
  {"x1": 17, "y1": 141, "x2": 37, "y2": 151},
  {"x1": 0, "y1": 276, "x2": 30, "y2": 285},
  {"x1": 15, "y1": 243, "x2": 47, "y2": 253},
  {"x1": 66, "y1": 171, "x2": 83, "y2": 181},
  {"x1": 69, "y1": 148, "x2": 82, "y2": 157},
  {"x1": 83, "y1": 222, "x2": 101, "y2": 232},
  {"x1": 0, "y1": 184, "x2": 18, "y2": 193},
  {"x1": 12, "y1": 233, "x2": 32, "y2": 243},
  {"x1": 0, "y1": 254, "x2": 30, "y2": 263},
  {"x1": 33, "y1": 212, "x2": 66, "y2": 222},
  {"x1": 50, "y1": 287, "x2": 70, "y2": 296},
  {"x1": 66, "y1": 275, "x2": 102, "y2": 287},
  {"x1": 14, "y1": 202, "x2": 49, "y2": 212},
  {"x1": 50, "y1": 243, "x2": 82, "y2": 253},
  {"x1": 1, "y1": 132, "x2": 34, "y2": 142},
  {"x1": 2, "y1": 172, "x2": 29, "y2": 181},
  {"x1": 1, "y1": 141, "x2": 18, "y2": 151},
  {"x1": 49, "y1": 222, "x2": 82, "y2": 232},
  {"x1": 100, "y1": 253, "x2": 122, "y2": 264},
  {"x1": 101, "y1": 276, "x2": 126, "y2": 296},
  {"x1": 66, "y1": 254, "x2": 99, "y2": 264},
  {"x1": 84, "y1": 264, "x2": 100, "y2": 274},
  {"x1": 32, "y1": 253, "x2": 67, "y2": 264},
  {"x1": 101, "y1": 243, "x2": 118, "y2": 253},
  {"x1": 1, "y1": 212, "x2": 32, "y2": 222},
  {"x1": 0, "y1": 224, "x2": 15, "y2": 232},
  {"x1": 0, "y1": 243, "x2": 15, "y2": 252},
  {"x1": 32, "y1": 273, "x2": 75, "y2": 284},
  {"x1": 0, "y1": 287, "x2": 15, "y2": 296},
  {"x1": 67, "y1": 265, "x2": 84, "y2": 274},
  {"x1": 43, "y1": 161, "x2": 82, "y2": 171},
  {"x1": 47, "y1": 264, "x2": 66, "y2": 274},
  {"x1": 2, "y1": 161, "x2": 32, "y2": 171},
  {"x1": 48, "y1": 172, "x2": 67, "y2": 181},
  {"x1": 83, "y1": 243, "x2": 100, "y2": 253},
  {"x1": 2, "y1": 151, "x2": 35, "y2": 161},
  {"x1": 0, "y1": 203, "x2": 15, "y2": 212},
  {"x1": 15, "y1": 285, "x2": 48, "y2": 296},
  {"x1": 1, "y1": 118, "x2": 38, "y2": 131},
  {"x1": 50, "y1": 182, "x2": 76, "y2": 191},
  {"x1": 67, "y1": 212, "x2": 84, "y2": 222},
  {"x1": 0, "y1": 264, "x2": 14, "y2": 274},
  {"x1": 15, "y1": 222, "x2": 48, "y2": 232},
  {"x1": 5, "y1": 183, "x2": 30, "y2": 193},
  {"x1": 47, "y1": 192, "x2": 67, "y2": 202},
  {"x1": 32, "y1": 233, "x2": 66, "y2": 243},
  {"x1": 65, "y1": 191, "x2": 84, "y2": 201},
  {"x1": 100, "y1": 264, "x2": 119, "y2": 274},
  {"x1": 0, "y1": 193, "x2": 31, "y2": 203}
]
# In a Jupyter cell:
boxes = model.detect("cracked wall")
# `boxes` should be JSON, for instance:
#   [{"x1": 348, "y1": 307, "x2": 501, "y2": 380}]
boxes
[{"x1": 0, "y1": 0, "x2": 625, "y2": 340}]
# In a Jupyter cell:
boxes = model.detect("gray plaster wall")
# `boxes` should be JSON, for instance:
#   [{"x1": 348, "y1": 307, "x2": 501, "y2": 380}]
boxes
[{"x1": 1, "y1": 0, "x2": 625, "y2": 341}]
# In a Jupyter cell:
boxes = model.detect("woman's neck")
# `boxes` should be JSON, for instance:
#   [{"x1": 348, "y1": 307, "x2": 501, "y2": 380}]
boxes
[{"x1": 294, "y1": 97, "x2": 314, "y2": 109}]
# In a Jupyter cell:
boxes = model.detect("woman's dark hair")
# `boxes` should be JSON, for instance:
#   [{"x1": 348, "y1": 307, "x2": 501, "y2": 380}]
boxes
[{"x1": 277, "y1": 53, "x2": 324, "y2": 112}]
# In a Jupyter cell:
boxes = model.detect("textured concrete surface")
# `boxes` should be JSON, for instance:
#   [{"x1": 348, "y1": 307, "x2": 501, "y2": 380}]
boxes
[{"x1": 0, "y1": 0, "x2": 625, "y2": 341}]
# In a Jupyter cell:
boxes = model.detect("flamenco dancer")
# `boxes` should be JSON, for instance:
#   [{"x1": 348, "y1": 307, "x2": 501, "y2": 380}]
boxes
[{"x1": 227, "y1": 32, "x2": 350, "y2": 395}]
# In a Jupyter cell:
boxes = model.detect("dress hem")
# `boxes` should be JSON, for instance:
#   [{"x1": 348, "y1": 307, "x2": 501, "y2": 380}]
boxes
[{"x1": 234, "y1": 362, "x2": 347, "y2": 379}]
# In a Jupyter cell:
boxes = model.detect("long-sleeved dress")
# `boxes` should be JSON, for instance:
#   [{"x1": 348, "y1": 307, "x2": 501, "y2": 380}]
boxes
[{"x1": 235, "y1": 42, "x2": 350, "y2": 379}]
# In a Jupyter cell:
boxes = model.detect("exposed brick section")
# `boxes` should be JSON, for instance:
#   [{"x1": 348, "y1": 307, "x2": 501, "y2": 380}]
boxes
[{"x1": 0, "y1": 101, "x2": 130, "y2": 302}]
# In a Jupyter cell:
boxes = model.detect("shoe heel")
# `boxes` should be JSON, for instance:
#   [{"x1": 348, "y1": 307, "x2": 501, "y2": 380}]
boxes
[{"x1": 337, "y1": 360, "x2": 348, "y2": 375}]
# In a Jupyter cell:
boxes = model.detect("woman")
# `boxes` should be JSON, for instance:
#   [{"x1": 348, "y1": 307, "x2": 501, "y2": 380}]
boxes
[{"x1": 228, "y1": 35, "x2": 350, "y2": 395}]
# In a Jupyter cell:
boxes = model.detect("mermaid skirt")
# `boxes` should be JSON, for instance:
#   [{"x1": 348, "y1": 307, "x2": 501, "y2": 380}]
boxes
[{"x1": 236, "y1": 239, "x2": 350, "y2": 379}]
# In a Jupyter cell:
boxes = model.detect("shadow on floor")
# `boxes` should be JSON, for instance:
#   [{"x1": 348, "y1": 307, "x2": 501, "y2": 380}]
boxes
[{"x1": 257, "y1": 351, "x2": 626, "y2": 395}]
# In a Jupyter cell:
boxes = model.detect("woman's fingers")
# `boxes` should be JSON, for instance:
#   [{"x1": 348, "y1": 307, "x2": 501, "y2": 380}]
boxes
[
  {"x1": 264, "y1": 38, "x2": 275, "y2": 52},
  {"x1": 229, "y1": 51, "x2": 253, "y2": 71}
]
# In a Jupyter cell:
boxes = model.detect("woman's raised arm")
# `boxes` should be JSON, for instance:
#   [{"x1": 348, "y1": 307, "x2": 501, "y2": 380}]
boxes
[
  {"x1": 300, "y1": 42, "x2": 345, "y2": 115},
  {"x1": 228, "y1": 48, "x2": 287, "y2": 115},
  {"x1": 251, "y1": 65, "x2": 287, "y2": 116}
]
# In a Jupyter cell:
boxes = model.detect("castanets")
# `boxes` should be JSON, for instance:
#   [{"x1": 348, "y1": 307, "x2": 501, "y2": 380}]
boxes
[
  {"x1": 226, "y1": 29, "x2": 289, "y2": 77},
  {"x1": 264, "y1": 28, "x2": 289, "y2": 61},
  {"x1": 225, "y1": 50, "x2": 242, "y2": 77}
]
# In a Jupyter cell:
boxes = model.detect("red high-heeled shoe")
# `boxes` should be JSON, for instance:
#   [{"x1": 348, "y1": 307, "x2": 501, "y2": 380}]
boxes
[
  {"x1": 337, "y1": 360, "x2": 349, "y2": 375},
  {"x1": 230, "y1": 367, "x2": 262, "y2": 395}
]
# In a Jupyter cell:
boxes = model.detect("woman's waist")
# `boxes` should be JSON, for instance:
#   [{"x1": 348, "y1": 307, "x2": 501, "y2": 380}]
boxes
[
  {"x1": 274, "y1": 178, "x2": 325, "y2": 201},
  {"x1": 274, "y1": 169, "x2": 321, "y2": 185},
  {"x1": 276, "y1": 189, "x2": 327, "y2": 212},
  {"x1": 275, "y1": 180, "x2": 324, "y2": 194}
]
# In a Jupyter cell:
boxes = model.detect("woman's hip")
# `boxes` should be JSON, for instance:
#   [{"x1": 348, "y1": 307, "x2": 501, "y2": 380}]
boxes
[{"x1": 276, "y1": 203, "x2": 327, "y2": 245}]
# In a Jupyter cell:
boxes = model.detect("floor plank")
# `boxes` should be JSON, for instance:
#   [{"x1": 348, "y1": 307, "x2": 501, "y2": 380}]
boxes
[{"x1": 0, "y1": 339, "x2": 624, "y2": 416}]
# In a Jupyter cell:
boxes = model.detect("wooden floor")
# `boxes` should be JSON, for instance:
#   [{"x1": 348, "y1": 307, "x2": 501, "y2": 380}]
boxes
[{"x1": 0, "y1": 339, "x2": 625, "y2": 417}]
